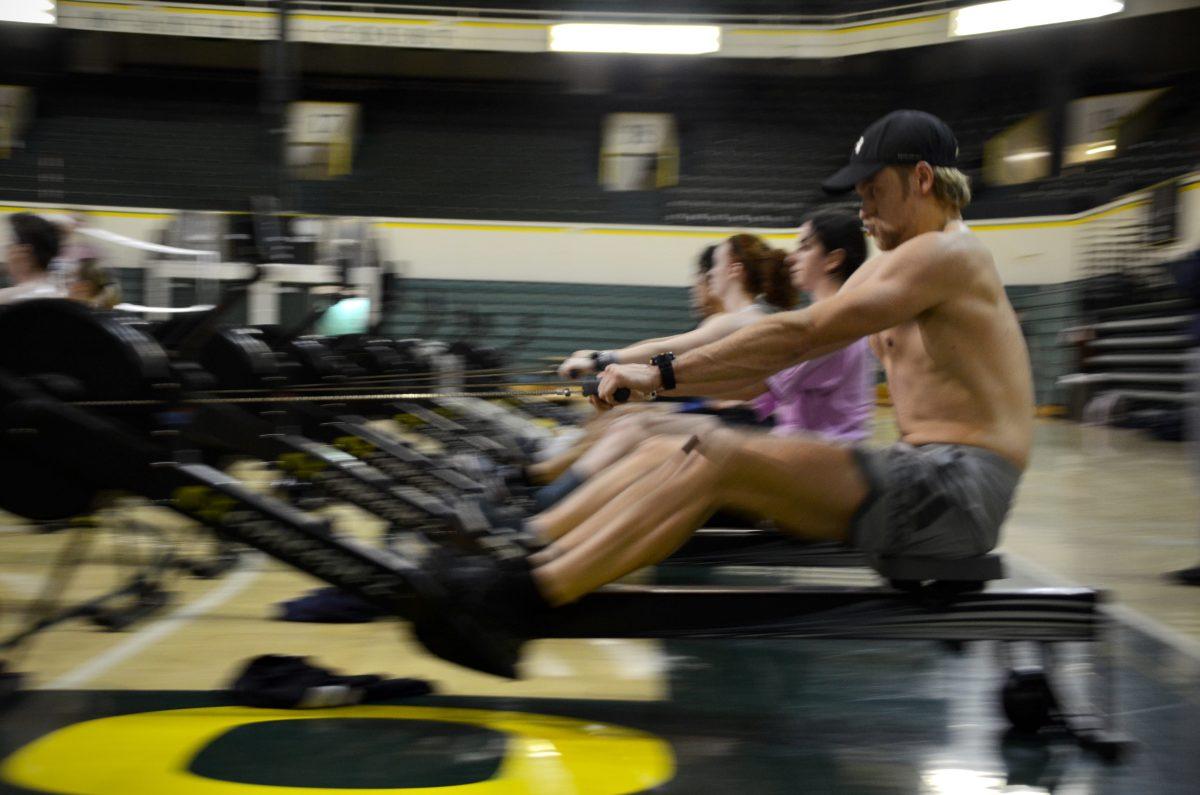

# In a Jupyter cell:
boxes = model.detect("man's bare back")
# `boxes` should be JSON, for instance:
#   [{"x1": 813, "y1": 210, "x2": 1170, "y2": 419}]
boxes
[{"x1": 866, "y1": 222, "x2": 1034, "y2": 468}]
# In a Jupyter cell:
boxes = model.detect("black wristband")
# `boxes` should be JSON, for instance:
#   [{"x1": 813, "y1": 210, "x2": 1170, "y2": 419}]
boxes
[
  {"x1": 651, "y1": 352, "x2": 676, "y2": 391},
  {"x1": 593, "y1": 351, "x2": 618, "y2": 372}
]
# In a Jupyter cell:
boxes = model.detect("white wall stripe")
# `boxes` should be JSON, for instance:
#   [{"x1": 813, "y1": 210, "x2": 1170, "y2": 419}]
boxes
[{"x1": 42, "y1": 555, "x2": 263, "y2": 690}]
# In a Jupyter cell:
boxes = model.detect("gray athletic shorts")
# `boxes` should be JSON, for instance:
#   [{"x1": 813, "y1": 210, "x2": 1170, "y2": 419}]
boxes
[{"x1": 848, "y1": 442, "x2": 1022, "y2": 558}]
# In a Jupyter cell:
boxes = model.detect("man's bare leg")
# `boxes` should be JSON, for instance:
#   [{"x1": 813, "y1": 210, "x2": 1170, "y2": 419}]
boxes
[{"x1": 534, "y1": 429, "x2": 869, "y2": 605}]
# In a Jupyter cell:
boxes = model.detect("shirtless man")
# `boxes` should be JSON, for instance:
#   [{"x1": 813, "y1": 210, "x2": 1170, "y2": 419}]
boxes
[{"x1": 417, "y1": 110, "x2": 1035, "y2": 678}]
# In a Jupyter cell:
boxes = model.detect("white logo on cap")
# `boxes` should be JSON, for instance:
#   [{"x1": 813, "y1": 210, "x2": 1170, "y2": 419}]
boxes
[{"x1": 855, "y1": 136, "x2": 864, "y2": 154}]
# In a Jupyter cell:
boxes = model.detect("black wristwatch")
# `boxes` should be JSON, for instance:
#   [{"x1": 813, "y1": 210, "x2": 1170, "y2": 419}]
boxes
[{"x1": 651, "y1": 352, "x2": 676, "y2": 391}]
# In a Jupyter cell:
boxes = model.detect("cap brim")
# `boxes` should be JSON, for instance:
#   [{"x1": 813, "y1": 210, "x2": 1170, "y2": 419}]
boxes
[{"x1": 821, "y1": 161, "x2": 885, "y2": 194}]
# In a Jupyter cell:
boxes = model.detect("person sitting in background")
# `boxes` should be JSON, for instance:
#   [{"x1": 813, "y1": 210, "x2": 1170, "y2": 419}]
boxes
[
  {"x1": 0, "y1": 212, "x2": 66, "y2": 305},
  {"x1": 50, "y1": 212, "x2": 102, "y2": 292},
  {"x1": 531, "y1": 209, "x2": 875, "y2": 511},
  {"x1": 68, "y1": 260, "x2": 122, "y2": 310}
]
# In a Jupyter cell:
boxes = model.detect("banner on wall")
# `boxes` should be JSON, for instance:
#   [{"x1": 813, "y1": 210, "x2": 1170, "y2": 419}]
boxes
[
  {"x1": 54, "y1": 0, "x2": 961, "y2": 58},
  {"x1": 287, "y1": 102, "x2": 359, "y2": 179},
  {"x1": 57, "y1": 1, "x2": 479, "y2": 49},
  {"x1": 0, "y1": 85, "x2": 32, "y2": 159},
  {"x1": 599, "y1": 113, "x2": 679, "y2": 191},
  {"x1": 983, "y1": 112, "x2": 1051, "y2": 187},
  {"x1": 1063, "y1": 88, "x2": 1166, "y2": 167}
]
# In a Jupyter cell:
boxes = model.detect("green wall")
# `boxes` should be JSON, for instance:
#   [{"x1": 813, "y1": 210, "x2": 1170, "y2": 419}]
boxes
[{"x1": 380, "y1": 277, "x2": 1081, "y2": 405}]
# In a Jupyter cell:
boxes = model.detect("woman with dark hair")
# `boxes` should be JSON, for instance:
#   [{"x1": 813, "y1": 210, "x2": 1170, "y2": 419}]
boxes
[{"x1": 749, "y1": 209, "x2": 874, "y2": 441}]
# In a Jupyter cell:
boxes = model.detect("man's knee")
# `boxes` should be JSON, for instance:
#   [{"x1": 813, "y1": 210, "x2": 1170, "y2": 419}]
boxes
[{"x1": 693, "y1": 426, "x2": 748, "y2": 467}]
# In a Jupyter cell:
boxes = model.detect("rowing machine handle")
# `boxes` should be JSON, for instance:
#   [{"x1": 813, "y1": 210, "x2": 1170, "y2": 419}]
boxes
[{"x1": 579, "y1": 379, "x2": 630, "y2": 403}]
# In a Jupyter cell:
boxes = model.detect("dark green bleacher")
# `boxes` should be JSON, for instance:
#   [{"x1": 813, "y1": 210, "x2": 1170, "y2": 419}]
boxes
[
  {"x1": 372, "y1": 276, "x2": 1078, "y2": 405},
  {"x1": 1008, "y1": 283, "x2": 1081, "y2": 406},
  {"x1": 380, "y1": 278, "x2": 695, "y2": 371}
]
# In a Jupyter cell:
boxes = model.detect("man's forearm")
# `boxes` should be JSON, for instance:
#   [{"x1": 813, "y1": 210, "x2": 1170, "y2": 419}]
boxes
[{"x1": 673, "y1": 311, "x2": 816, "y2": 387}]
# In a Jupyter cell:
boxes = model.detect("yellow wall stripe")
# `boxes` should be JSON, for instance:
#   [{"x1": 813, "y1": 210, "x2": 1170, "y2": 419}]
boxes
[
  {"x1": 0, "y1": 205, "x2": 172, "y2": 220},
  {"x1": 377, "y1": 221, "x2": 567, "y2": 233},
  {"x1": 457, "y1": 20, "x2": 548, "y2": 30},
  {"x1": 59, "y1": 0, "x2": 133, "y2": 10},
  {"x1": 293, "y1": 14, "x2": 434, "y2": 25},
  {"x1": 970, "y1": 200, "x2": 1149, "y2": 232},
  {"x1": 3, "y1": 174, "x2": 1193, "y2": 235},
  {"x1": 163, "y1": 6, "x2": 271, "y2": 17},
  {"x1": 732, "y1": 13, "x2": 947, "y2": 36},
  {"x1": 584, "y1": 228, "x2": 744, "y2": 238}
]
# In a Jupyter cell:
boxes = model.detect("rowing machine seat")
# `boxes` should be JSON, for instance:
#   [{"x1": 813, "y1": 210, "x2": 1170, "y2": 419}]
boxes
[{"x1": 871, "y1": 553, "x2": 1005, "y2": 595}]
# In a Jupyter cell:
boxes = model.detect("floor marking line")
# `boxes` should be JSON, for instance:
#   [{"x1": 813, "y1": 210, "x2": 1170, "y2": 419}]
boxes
[
  {"x1": 1006, "y1": 551, "x2": 1200, "y2": 662},
  {"x1": 42, "y1": 555, "x2": 263, "y2": 690}
]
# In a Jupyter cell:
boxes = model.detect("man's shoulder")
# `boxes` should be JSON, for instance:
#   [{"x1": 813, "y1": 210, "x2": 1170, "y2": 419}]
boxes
[
  {"x1": 894, "y1": 226, "x2": 991, "y2": 285},
  {"x1": 900, "y1": 224, "x2": 986, "y2": 260}
]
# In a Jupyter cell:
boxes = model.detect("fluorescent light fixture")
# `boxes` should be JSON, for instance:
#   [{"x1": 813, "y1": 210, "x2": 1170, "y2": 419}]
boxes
[
  {"x1": 951, "y1": 0, "x2": 1123, "y2": 37},
  {"x1": 549, "y1": 24, "x2": 721, "y2": 55},
  {"x1": 1003, "y1": 150, "x2": 1050, "y2": 162},
  {"x1": 1086, "y1": 142, "x2": 1117, "y2": 155},
  {"x1": 0, "y1": 0, "x2": 55, "y2": 25}
]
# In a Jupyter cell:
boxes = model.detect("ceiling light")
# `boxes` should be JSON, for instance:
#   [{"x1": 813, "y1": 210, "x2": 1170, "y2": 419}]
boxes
[
  {"x1": 951, "y1": 0, "x2": 1123, "y2": 37},
  {"x1": 549, "y1": 24, "x2": 721, "y2": 55},
  {"x1": 0, "y1": 1, "x2": 55, "y2": 25},
  {"x1": 1003, "y1": 151, "x2": 1051, "y2": 162}
]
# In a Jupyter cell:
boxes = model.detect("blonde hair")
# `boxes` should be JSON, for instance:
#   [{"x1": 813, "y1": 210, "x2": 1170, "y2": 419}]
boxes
[
  {"x1": 932, "y1": 166, "x2": 972, "y2": 211},
  {"x1": 73, "y1": 260, "x2": 122, "y2": 309},
  {"x1": 896, "y1": 165, "x2": 973, "y2": 211}
]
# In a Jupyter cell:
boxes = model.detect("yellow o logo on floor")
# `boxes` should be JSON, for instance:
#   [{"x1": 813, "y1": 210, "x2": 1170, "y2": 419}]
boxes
[{"x1": 1, "y1": 705, "x2": 675, "y2": 794}]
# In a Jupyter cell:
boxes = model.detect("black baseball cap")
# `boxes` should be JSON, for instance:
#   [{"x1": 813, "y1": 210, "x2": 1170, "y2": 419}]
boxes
[{"x1": 822, "y1": 110, "x2": 959, "y2": 194}]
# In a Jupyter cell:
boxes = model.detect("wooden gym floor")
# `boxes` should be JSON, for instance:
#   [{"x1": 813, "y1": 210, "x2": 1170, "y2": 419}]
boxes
[{"x1": 1, "y1": 410, "x2": 1198, "y2": 793}]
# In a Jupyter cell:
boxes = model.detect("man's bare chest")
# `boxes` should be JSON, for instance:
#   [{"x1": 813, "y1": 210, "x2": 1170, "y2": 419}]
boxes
[{"x1": 873, "y1": 322, "x2": 924, "y2": 367}]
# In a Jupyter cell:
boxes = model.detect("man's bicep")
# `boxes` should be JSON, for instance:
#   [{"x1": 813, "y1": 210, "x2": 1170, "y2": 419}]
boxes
[{"x1": 807, "y1": 257, "x2": 948, "y2": 346}]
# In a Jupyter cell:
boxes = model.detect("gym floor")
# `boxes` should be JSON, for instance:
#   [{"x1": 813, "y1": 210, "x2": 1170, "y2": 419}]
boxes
[{"x1": 1, "y1": 410, "x2": 1198, "y2": 794}]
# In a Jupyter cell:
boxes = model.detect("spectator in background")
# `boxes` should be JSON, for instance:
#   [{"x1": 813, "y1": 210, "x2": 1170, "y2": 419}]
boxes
[
  {"x1": 1167, "y1": 248, "x2": 1200, "y2": 586},
  {"x1": 68, "y1": 259, "x2": 121, "y2": 310},
  {"x1": 50, "y1": 212, "x2": 102, "y2": 291},
  {"x1": 0, "y1": 212, "x2": 66, "y2": 304}
]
